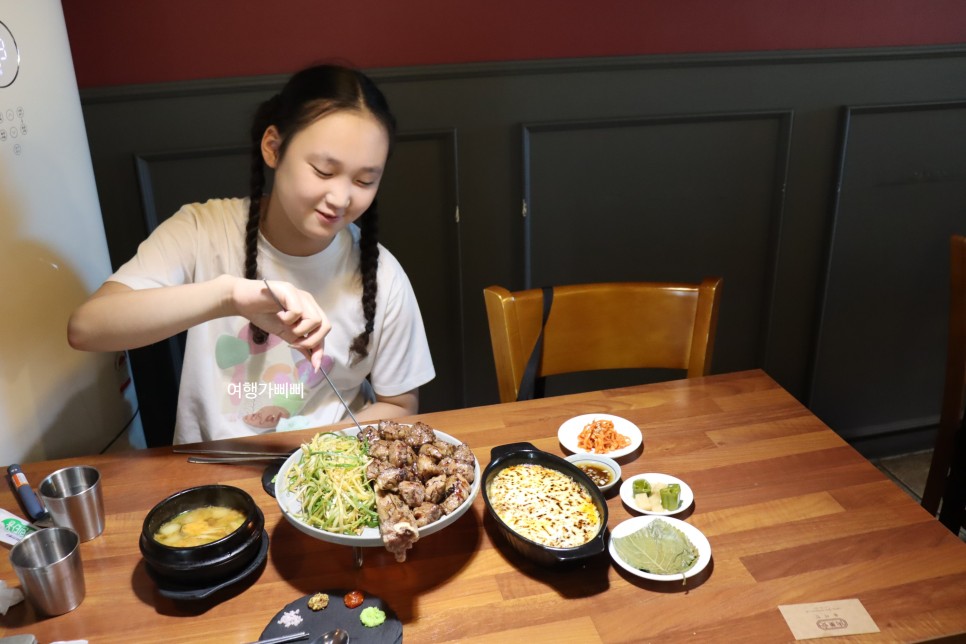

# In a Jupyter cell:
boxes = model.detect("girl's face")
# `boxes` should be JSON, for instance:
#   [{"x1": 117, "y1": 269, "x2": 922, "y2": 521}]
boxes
[{"x1": 261, "y1": 110, "x2": 390, "y2": 256}]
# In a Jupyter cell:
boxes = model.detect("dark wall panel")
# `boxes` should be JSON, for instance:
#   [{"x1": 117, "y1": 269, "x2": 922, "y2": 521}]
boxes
[
  {"x1": 809, "y1": 101, "x2": 966, "y2": 440},
  {"x1": 524, "y1": 111, "x2": 791, "y2": 379},
  {"x1": 135, "y1": 146, "x2": 250, "y2": 231},
  {"x1": 377, "y1": 130, "x2": 462, "y2": 412}
]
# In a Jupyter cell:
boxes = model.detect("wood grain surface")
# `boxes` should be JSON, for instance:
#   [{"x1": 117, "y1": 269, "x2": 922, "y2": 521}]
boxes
[{"x1": 2, "y1": 370, "x2": 965, "y2": 643}]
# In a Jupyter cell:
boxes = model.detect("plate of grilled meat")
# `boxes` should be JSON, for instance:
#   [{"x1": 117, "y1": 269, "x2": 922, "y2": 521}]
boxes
[{"x1": 275, "y1": 420, "x2": 479, "y2": 562}]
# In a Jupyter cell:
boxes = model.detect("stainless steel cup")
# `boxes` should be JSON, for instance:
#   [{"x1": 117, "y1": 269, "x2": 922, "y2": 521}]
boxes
[
  {"x1": 9, "y1": 527, "x2": 85, "y2": 616},
  {"x1": 38, "y1": 465, "x2": 105, "y2": 541}
]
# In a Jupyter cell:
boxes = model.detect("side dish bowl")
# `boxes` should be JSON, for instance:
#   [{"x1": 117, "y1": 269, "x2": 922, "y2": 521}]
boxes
[
  {"x1": 557, "y1": 413, "x2": 643, "y2": 459},
  {"x1": 139, "y1": 484, "x2": 264, "y2": 586},
  {"x1": 564, "y1": 453, "x2": 621, "y2": 493},
  {"x1": 608, "y1": 515, "x2": 711, "y2": 581},
  {"x1": 482, "y1": 442, "x2": 609, "y2": 567},
  {"x1": 619, "y1": 473, "x2": 694, "y2": 515}
]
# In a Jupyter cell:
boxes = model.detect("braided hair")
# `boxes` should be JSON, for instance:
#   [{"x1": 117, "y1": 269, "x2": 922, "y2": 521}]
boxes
[{"x1": 245, "y1": 65, "x2": 397, "y2": 358}]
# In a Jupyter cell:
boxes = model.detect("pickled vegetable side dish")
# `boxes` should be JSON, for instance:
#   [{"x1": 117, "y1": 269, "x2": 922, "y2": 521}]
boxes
[{"x1": 632, "y1": 479, "x2": 681, "y2": 512}]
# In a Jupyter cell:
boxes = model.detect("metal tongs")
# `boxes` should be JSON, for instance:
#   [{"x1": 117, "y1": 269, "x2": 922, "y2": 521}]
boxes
[
  {"x1": 179, "y1": 281, "x2": 366, "y2": 465},
  {"x1": 261, "y1": 279, "x2": 364, "y2": 433}
]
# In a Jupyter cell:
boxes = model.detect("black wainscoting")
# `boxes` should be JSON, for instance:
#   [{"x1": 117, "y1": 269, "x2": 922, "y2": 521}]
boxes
[{"x1": 80, "y1": 48, "x2": 966, "y2": 448}]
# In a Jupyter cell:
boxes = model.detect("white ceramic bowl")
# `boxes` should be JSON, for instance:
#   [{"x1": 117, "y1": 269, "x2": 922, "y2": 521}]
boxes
[
  {"x1": 619, "y1": 473, "x2": 694, "y2": 515},
  {"x1": 608, "y1": 515, "x2": 711, "y2": 581},
  {"x1": 557, "y1": 413, "x2": 643, "y2": 459},
  {"x1": 564, "y1": 453, "x2": 621, "y2": 493},
  {"x1": 275, "y1": 426, "x2": 480, "y2": 548}
]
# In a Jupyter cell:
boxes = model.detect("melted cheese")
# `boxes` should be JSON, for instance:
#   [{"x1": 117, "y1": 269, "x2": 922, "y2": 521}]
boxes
[{"x1": 488, "y1": 464, "x2": 600, "y2": 548}]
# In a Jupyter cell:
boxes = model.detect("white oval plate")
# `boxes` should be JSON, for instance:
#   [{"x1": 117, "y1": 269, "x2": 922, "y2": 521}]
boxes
[
  {"x1": 557, "y1": 413, "x2": 642, "y2": 459},
  {"x1": 275, "y1": 426, "x2": 480, "y2": 548},
  {"x1": 608, "y1": 515, "x2": 711, "y2": 581},
  {"x1": 619, "y1": 473, "x2": 694, "y2": 515}
]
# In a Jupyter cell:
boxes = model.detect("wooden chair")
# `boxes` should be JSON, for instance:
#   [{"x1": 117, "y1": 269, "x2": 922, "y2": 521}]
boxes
[
  {"x1": 922, "y1": 234, "x2": 966, "y2": 534},
  {"x1": 483, "y1": 278, "x2": 723, "y2": 403}
]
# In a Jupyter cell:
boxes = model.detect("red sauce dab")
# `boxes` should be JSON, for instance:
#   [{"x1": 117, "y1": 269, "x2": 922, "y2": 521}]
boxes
[{"x1": 344, "y1": 590, "x2": 364, "y2": 609}]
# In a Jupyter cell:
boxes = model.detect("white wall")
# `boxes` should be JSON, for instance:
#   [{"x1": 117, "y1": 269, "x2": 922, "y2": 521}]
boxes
[{"x1": 0, "y1": 0, "x2": 139, "y2": 463}]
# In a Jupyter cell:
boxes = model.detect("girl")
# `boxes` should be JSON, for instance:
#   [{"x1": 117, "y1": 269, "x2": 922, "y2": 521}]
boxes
[{"x1": 68, "y1": 65, "x2": 435, "y2": 444}]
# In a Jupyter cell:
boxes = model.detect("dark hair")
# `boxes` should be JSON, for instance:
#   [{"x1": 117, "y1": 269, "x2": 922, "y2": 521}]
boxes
[{"x1": 246, "y1": 64, "x2": 396, "y2": 359}]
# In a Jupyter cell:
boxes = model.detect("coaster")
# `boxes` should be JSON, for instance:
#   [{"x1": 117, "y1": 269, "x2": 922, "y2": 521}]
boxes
[{"x1": 778, "y1": 599, "x2": 879, "y2": 640}]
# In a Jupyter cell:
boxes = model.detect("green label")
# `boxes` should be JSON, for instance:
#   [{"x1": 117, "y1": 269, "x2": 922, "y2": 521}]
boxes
[{"x1": 2, "y1": 517, "x2": 36, "y2": 538}]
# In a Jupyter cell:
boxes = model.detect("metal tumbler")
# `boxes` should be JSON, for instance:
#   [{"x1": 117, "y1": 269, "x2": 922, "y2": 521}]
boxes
[
  {"x1": 9, "y1": 526, "x2": 85, "y2": 615},
  {"x1": 38, "y1": 465, "x2": 105, "y2": 541}
]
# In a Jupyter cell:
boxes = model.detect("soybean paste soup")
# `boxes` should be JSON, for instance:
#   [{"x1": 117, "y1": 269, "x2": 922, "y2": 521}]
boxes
[{"x1": 154, "y1": 506, "x2": 246, "y2": 547}]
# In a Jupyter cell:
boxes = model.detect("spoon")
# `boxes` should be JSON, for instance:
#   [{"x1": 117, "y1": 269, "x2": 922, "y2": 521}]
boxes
[
  {"x1": 249, "y1": 629, "x2": 349, "y2": 644},
  {"x1": 315, "y1": 629, "x2": 349, "y2": 644}
]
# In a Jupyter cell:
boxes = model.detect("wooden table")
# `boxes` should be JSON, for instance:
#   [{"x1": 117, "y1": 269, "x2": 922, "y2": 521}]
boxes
[{"x1": 2, "y1": 370, "x2": 965, "y2": 643}]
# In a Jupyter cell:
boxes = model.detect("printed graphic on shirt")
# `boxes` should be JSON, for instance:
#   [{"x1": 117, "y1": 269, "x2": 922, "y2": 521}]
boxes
[{"x1": 215, "y1": 322, "x2": 329, "y2": 430}]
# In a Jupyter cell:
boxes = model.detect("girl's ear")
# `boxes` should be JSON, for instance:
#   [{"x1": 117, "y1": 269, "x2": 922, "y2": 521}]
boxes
[{"x1": 261, "y1": 126, "x2": 282, "y2": 168}]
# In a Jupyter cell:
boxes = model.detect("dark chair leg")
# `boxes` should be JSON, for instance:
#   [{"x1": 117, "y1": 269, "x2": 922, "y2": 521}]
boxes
[{"x1": 937, "y1": 406, "x2": 966, "y2": 535}]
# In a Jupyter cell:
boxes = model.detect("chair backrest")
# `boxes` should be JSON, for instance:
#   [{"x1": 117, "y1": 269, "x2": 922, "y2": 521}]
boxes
[
  {"x1": 483, "y1": 278, "x2": 723, "y2": 403},
  {"x1": 922, "y1": 234, "x2": 966, "y2": 532}
]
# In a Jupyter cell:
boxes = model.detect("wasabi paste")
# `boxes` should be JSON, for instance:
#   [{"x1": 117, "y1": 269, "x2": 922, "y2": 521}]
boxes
[{"x1": 360, "y1": 606, "x2": 387, "y2": 628}]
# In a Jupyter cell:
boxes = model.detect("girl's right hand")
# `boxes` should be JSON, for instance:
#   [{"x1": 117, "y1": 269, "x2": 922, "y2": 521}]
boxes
[{"x1": 233, "y1": 277, "x2": 330, "y2": 371}]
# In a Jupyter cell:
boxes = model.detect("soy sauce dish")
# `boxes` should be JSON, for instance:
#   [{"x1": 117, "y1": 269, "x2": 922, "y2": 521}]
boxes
[
  {"x1": 564, "y1": 453, "x2": 621, "y2": 493},
  {"x1": 482, "y1": 442, "x2": 608, "y2": 567}
]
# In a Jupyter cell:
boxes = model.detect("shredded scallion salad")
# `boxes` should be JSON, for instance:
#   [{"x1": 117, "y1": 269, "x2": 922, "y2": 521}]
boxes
[{"x1": 286, "y1": 432, "x2": 378, "y2": 534}]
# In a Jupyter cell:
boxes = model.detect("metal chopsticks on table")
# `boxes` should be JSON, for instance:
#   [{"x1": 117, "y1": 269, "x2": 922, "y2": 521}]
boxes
[
  {"x1": 172, "y1": 448, "x2": 293, "y2": 464},
  {"x1": 173, "y1": 449, "x2": 293, "y2": 457}
]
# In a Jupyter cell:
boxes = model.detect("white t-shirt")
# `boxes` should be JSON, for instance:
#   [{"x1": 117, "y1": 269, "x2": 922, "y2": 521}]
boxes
[{"x1": 110, "y1": 198, "x2": 435, "y2": 444}]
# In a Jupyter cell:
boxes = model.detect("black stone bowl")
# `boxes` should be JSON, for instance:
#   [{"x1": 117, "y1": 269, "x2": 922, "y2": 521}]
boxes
[
  {"x1": 482, "y1": 442, "x2": 609, "y2": 567},
  {"x1": 139, "y1": 484, "x2": 264, "y2": 586}
]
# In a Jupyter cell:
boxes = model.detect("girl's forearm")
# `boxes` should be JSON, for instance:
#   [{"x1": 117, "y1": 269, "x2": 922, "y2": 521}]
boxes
[
  {"x1": 67, "y1": 275, "x2": 239, "y2": 351},
  {"x1": 355, "y1": 390, "x2": 419, "y2": 423},
  {"x1": 355, "y1": 402, "x2": 411, "y2": 422}
]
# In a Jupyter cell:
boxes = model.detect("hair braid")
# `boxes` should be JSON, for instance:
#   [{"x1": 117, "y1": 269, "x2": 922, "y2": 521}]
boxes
[
  {"x1": 349, "y1": 200, "x2": 380, "y2": 359},
  {"x1": 246, "y1": 96, "x2": 277, "y2": 346}
]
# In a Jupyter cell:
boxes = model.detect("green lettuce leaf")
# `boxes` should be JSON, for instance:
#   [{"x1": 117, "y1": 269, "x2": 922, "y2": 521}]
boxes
[{"x1": 613, "y1": 519, "x2": 698, "y2": 576}]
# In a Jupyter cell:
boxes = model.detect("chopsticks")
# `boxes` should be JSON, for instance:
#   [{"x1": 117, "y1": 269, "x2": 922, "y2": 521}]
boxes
[
  {"x1": 245, "y1": 631, "x2": 309, "y2": 644},
  {"x1": 172, "y1": 448, "x2": 293, "y2": 464},
  {"x1": 173, "y1": 449, "x2": 293, "y2": 457}
]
